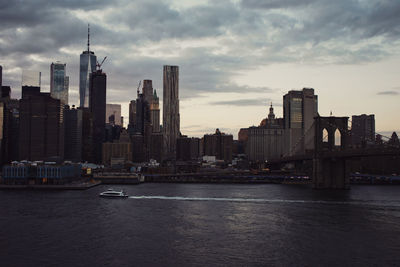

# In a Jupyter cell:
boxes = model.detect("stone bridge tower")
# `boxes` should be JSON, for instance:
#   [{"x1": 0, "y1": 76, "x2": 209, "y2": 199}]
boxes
[{"x1": 313, "y1": 116, "x2": 350, "y2": 189}]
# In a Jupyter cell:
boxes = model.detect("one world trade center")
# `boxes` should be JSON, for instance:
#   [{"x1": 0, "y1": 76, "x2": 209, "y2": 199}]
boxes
[{"x1": 79, "y1": 25, "x2": 97, "y2": 108}]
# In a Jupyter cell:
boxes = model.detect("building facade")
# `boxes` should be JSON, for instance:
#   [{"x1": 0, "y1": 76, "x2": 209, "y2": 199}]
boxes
[
  {"x1": 163, "y1": 65, "x2": 180, "y2": 160},
  {"x1": 203, "y1": 129, "x2": 233, "y2": 162},
  {"x1": 283, "y1": 88, "x2": 318, "y2": 156},
  {"x1": 50, "y1": 62, "x2": 69, "y2": 105},
  {"x1": 351, "y1": 114, "x2": 375, "y2": 147},
  {"x1": 64, "y1": 106, "x2": 82, "y2": 162},
  {"x1": 89, "y1": 70, "x2": 106, "y2": 163},
  {"x1": 19, "y1": 93, "x2": 64, "y2": 161},
  {"x1": 106, "y1": 103, "x2": 122, "y2": 126},
  {"x1": 79, "y1": 27, "x2": 96, "y2": 108},
  {"x1": 246, "y1": 104, "x2": 285, "y2": 161}
]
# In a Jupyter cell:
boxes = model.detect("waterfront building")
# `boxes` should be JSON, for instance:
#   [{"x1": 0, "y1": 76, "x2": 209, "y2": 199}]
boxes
[
  {"x1": 106, "y1": 103, "x2": 122, "y2": 126},
  {"x1": 247, "y1": 104, "x2": 285, "y2": 161},
  {"x1": 163, "y1": 65, "x2": 180, "y2": 160},
  {"x1": 89, "y1": 70, "x2": 106, "y2": 163},
  {"x1": 0, "y1": 65, "x2": 2, "y2": 87},
  {"x1": 149, "y1": 133, "x2": 163, "y2": 163},
  {"x1": 203, "y1": 129, "x2": 233, "y2": 162},
  {"x1": 177, "y1": 136, "x2": 200, "y2": 161},
  {"x1": 50, "y1": 62, "x2": 69, "y2": 104},
  {"x1": 283, "y1": 88, "x2": 318, "y2": 156},
  {"x1": 19, "y1": 92, "x2": 64, "y2": 162},
  {"x1": 64, "y1": 106, "x2": 82, "y2": 162},
  {"x1": 79, "y1": 25, "x2": 97, "y2": 108},
  {"x1": 102, "y1": 130, "x2": 132, "y2": 166},
  {"x1": 351, "y1": 114, "x2": 375, "y2": 147}
]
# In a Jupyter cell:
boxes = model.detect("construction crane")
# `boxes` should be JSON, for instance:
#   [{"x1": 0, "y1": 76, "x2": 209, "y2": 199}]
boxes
[
  {"x1": 96, "y1": 56, "x2": 107, "y2": 70},
  {"x1": 137, "y1": 80, "x2": 141, "y2": 97}
]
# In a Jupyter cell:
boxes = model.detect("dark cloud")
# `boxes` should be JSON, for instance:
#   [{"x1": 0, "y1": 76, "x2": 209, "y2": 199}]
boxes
[
  {"x1": 377, "y1": 91, "x2": 399, "y2": 95},
  {"x1": 241, "y1": 0, "x2": 316, "y2": 9},
  {"x1": 1, "y1": 0, "x2": 400, "y2": 107}
]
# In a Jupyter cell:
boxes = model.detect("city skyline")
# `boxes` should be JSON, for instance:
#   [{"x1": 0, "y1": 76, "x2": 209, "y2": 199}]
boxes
[{"x1": 1, "y1": 0, "x2": 399, "y2": 137}]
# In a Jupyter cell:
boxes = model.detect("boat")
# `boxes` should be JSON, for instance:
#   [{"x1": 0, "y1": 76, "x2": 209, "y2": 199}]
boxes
[{"x1": 99, "y1": 188, "x2": 128, "y2": 198}]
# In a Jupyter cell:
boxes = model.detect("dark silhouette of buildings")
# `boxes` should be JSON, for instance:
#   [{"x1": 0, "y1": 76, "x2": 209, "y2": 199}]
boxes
[
  {"x1": 81, "y1": 108, "x2": 93, "y2": 162},
  {"x1": 128, "y1": 100, "x2": 136, "y2": 133},
  {"x1": 163, "y1": 65, "x2": 180, "y2": 160},
  {"x1": 351, "y1": 114, "x2": 375, "y2": 147},
  {"x1": 64, "y1": 106, "x2": 82, "y2": 162},
  {"x1": 203, "y1": 129, "x2": 233, "y2": 162},
  {"x1": 177, "y1": 136, "x2": 200, "y2": 161},
  {"x1": 89, "y1": 70, "x2": 107, "y2": 163},
  {"x1": 19, "y1": 92, "x2": 64, "y2": 162}
]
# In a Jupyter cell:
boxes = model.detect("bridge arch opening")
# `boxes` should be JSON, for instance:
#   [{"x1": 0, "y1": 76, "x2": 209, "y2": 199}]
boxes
[
  {"x1": 334, "y1": 129, "x2": 341, "y2": 147},
  {"x1": 322, "y1": 128, "x2": 328, "y2": 143}
]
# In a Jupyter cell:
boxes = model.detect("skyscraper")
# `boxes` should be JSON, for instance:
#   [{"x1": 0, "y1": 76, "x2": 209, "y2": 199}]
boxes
[
  {"x1": 89, "y1": 70, "x2": 106, "y2": 163},
  {"x1": 150, "y1": 89, "x2": 160, "y2": 133},
  {"x1": 50, "y1": 62, "x2": 69, "y2": 104},
  {"x1": 0, "y1": 65, "x2": 2, "y2": 88},
  {"x1": 351, "y1": 114, "x2": 375, "y2": 147},
  {"x1": 163, "y1": 65, "x2": 180, "y2": 160},
  {"x1": 79, "y1": 25, "x2": 97, "y2": 108},
  {"x1": 283, "y1": 88, "x2": 318, "y2": 155},
  {"x1": 19, "y1": 92, "x2": 64, "y2": 161}
]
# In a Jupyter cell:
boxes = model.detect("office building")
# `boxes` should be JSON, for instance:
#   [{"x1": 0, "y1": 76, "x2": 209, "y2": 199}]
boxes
[
  {"x1": 0, "y1": 65, "x2": 2, "y2": 87},
  {"x1": 81, "y1": 108, "x2": 93, "y2": 162},
  {"x1": 89, "y1": 70, "x2": 106, "y2": 163},
  {"x1": 150, "y1": 89, "x2": 160, "y2": 133},
  {"x1": 203, "y1": 129, "x2": 233, "y2": 162},
  {"x1": 106, "y1": 104, "x2": 122, "y2": 126},
  {"x1": 163, "y1": 65, "x2": 180, "y2": 160},
  {"x1": 50, "y1": 62, "x2": 69, "y2": 104},
  {"x1": 64, "y1": 106, "x2": 82, "y2": 162},
  {"x1": 283, "y1": 88, "x2": 318, "y2": 156},
  {"x1": 79, "y1": 25, "x2": 97, "y2": 108},
  {"x1": 128, "y1": 100, "x2": 137, "y2": 133},
  {"x1": 19, "y1": 92, "x2": 64, "y2": 161},
  {"x1": 246, "y1": 104, "x2": 286, "y2": 161},
  {"x1": 102, "y1": 130, "x2": 132, "y2": 166},
  {"x1": 351, "y1": 114, "x2": 375, "y2": 147},
  {"x1": 177, "y1": 136, "x2": 200, "y2": 161}
]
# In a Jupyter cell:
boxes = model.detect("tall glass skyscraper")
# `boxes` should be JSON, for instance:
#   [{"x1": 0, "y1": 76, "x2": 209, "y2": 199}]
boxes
[
  {"x1": 50, "y1": 62, "x2": 69, "y2": 104},
  {"x1": 79, "y1": 26, "x2": 96, "y2": 108}
]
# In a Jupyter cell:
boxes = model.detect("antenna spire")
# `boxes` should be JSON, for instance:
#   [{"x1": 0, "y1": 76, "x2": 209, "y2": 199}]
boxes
[{"x1": 87, "y1": 24, "x2": 90, "y2": 52}]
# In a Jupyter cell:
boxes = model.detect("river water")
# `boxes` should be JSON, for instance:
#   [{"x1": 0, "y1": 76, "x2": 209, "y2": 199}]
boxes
[{"x1": 1, "y1": 184, "x2": 400, "y2": 266}]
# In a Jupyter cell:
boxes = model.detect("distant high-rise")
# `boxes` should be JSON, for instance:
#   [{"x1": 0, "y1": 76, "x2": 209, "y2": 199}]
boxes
[
  {"x1": 64, "y1": 106, "x2": 83, "y2": 162},
  {"x1": 128, "y1": 100, "x2": 137, "y2": 133},
  {"x1": 50, "y1": 62, "x2": 69, "y2": 104},
  {"x1": 351, "y1": 114, "x2": 375, "y2": 147},
  {"x1": 283, "y1": 88, "x2": 318, "y2": 155},
  {"x1": 106, "y1": 104, "x2": 122, "y2": 126},
  {"x1": 79, "y1": 25, "x2": 97, "y2": 108},
  {"x1": 19, "y1": 92, "x2": 64, "y2": 161},
  {"x1": 163, "y1": 65, "x2": 180, "y2": 160},
  {"x1": 89, "y1": 70, "x2": 106, "y2": 163},
  {"x1": 150, "y1": 89, "x2": 160, "y2": 133},
  {"x1": 0, "y1": 65, "x2": 2, "y2": 88}
]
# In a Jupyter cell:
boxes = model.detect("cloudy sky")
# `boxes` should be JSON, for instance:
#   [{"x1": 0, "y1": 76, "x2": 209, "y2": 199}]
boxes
[{"x1": 1, "y1": 0, "x2": 399, "y2": 138}]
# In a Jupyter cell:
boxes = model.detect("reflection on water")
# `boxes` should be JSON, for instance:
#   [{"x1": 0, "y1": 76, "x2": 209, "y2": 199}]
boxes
[{"x1": 0, "y1": 184, "x2": 400, "y2": 267}]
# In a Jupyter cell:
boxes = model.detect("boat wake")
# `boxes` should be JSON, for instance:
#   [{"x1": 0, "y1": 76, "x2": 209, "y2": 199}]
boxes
[{"x1": 128, "y1": 195, "x2": 400, "y2": 207}]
